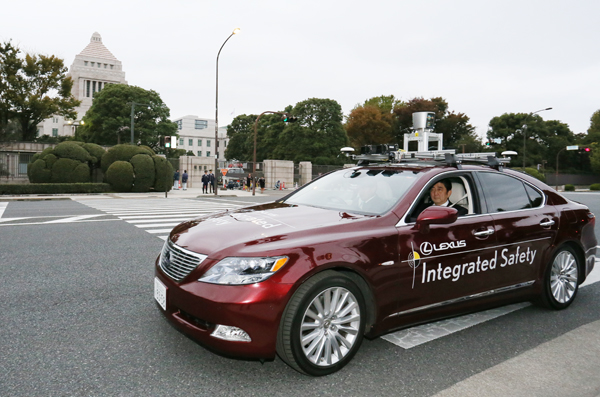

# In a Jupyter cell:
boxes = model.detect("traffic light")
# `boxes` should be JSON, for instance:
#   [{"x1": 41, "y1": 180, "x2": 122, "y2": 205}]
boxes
[
  {"x1": 282, "y1": 113, "x2": 297, "y2": 122},
  {"x1": 583, "y1": 147, "x2": 591, "y2": 152},
  {"x1": 164, "y1": 136, "x2": 177, "y2": 148}
]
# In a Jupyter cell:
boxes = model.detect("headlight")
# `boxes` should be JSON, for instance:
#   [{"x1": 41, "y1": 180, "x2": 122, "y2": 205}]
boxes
[{"x1": 198, "y1": 256, "x2": 289, "y2": 285}]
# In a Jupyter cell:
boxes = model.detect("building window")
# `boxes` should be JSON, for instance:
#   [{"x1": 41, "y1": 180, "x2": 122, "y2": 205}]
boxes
[
  {"x1": 104, "y1": 64, "x2": 107, "y2": 68},
  {"x1": 197, "y1": 151, "x2": 202, "y2": 157},
  {"x1": 207, "y1": 140, "x2": 211, "y2": 147},
  {"x1": 86, "y1": 80, "x2": 90, "y2": 97},
  {"x1": 197, "y1": 139, "x2": 202, "y2": 146},
  {"x1": 98, "y1": 82, "x2": 102, "y2": 91},
  {"x1": 97, "y1": 63, "x2": 101, "y2": 68},
  {"x1": 179, "y1": 138, "x2": 184, "y2": 146},
  {"x1": 206, "y1": 151, "x2": 211, "y2": 157},
  {"x1": 52, "y1": 128, "x2": 58, "y2": 137},
  {"x1": 91, "y1": 62, "x2": 95, "y2": 67},
  {"x1": 110, "y1": 64, "x2": 114, "y2": 69},
  {"x1": 224, "y1": 141, "x2": 227, "y2": 147},
  {"x1": 84, "y1": 61, "x2": 88, "y2": 66},
  {"x1": 52, "y1": 117, "x2": 58, "y2": 123},
  {"x1": 188, "y1": 139, "x2": 193, "y2": 146},
  {"x1": 195, "y1": 119, "x2": 208, "y2": 129},
  {"x1": 176, "y1": 120, "x2": 182, "y2": 130},
  {"x1": 92, "y1": 81, "x2": 96, "y2": 94}
]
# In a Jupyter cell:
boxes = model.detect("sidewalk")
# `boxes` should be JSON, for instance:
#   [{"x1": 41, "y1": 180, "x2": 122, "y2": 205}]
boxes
[{"x1": 0, "y1": 186, "x2": 293, "y2": 201}]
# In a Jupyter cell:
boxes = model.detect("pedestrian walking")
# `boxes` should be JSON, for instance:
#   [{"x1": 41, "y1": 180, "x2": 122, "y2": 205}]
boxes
[
  {"x1": 209, "y1": 170, "x2": 215, "y2": 193},
  {"x1": 259, "y1": 177, "x2": 265, "y2": 194},
  {"x1": 246, "y1": 174, "x2": 252, "y2": 191},
  {"x1": 173, "y1": 169, "x2": 180, "y2": 190},
  {"x1": 181, "y1": 170, "x2": 188, "y2": 190},
  {"x1": 201, "y1": 170, "x2": 209, "y2": 194}
]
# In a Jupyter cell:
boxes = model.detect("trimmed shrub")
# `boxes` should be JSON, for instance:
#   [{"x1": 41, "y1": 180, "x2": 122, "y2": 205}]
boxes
[
  {"x1": 29, "y1": 159, "x2": 52, "y2": 183},
  {"x1": 564, "y1": 184, "x2": 575, "y2": 191},
  {"x1": 131, "y1": 154, "x2": 155, "y2": 192},
  {"x1": 101, "y1": 144, "x2": 154, "y2": 173},
  {"x1": 521, "y1": 167, "x2": 546, "y2": 183},
  {"x1": 51, "y1": 158, "x2": 87, "y2": 183},
  {"x1": 53, "y1": 141, "x2": 92, "y2": 163},
  {"x1": 590, "y1": 183, "x2": 600, "y2": 191},
  {"x1": 0, "y1": 183, "x2": 111, "y2": 195},
  {"x1": 106, "y1": 161, "x2": 134, "y2": 192},
  {"x1": 83, "y1": 143, "x2": 107, "y2": 166},
  {"x1": 27, "y1": 142, "x2": 106, "y2": 185},
  {"x1": 153, "y1": 155, "x2": 173, "y2": 192}
]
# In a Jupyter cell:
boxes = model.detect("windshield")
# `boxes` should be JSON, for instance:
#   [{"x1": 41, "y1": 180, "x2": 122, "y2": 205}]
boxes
[{"x1": 283, "y1": 168, "x2": 420, "y2": 215}]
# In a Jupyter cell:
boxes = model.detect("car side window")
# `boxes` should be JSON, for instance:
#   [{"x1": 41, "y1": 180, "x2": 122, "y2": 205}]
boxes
[
  {"x1": 524, "y1": 184, "x2": 543, "y2": 208},
  {"x1": 478, "y1": 172, "x2": 531, "y2": 212},
  {"x1": 407, "y1": 174, "x2": 475, "y2": 222}
]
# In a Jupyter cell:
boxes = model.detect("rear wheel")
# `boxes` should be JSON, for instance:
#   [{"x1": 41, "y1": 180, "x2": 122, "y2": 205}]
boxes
[
  {"x1": 277, "y1": 271, "x2": 366, "y2": 376},
  {"x1": 541, "y1": 246, "x2": 580, "y2": 310}
]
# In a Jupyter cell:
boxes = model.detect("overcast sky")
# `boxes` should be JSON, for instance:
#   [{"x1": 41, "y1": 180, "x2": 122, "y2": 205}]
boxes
[{"x1": 3, "y1": 0, "x2": 599, "y2": 139}]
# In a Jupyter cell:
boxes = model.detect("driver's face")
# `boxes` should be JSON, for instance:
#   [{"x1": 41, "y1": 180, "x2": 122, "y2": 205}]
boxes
[{"x1": 430, "y1": 182, "x2": 452, "y2": 206}]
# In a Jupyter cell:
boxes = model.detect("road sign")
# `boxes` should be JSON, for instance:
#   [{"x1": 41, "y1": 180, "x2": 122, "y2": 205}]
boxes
[{"x1": 566, "y1": 145, "x2": 579, "y2": 151}]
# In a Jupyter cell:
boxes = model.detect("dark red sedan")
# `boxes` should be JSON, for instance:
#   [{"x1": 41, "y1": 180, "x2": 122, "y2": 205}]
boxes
[{"x1": 154, "y1": 159, "x2": 596, "y2": 375}]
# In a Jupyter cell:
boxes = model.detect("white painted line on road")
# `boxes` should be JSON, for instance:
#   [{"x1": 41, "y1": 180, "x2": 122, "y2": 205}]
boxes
[
  {"x1": 135, "y1": 223, "x2": 181, "y2": 228},
  {"x1": 146, "y1": 229, "x2": 174, "y2": 234},
  {"x1": 158, "y1": 235, "x2": 168, "y2": 240},
  {"x1": 0, "y1": 202, "x2": 7, "y2": 218},
  {"x1": 44, "y1": 214, "x2": 105, "y2": 223},
  {"x1": 0, "y1": 217, "x2": 29, "y2": 223},
  {"x1": 382, "y1": 303, "x2": 531, "y2": 349},
  {"x1": 0, "y1": 219, "x2": 120, "y2": 227}
]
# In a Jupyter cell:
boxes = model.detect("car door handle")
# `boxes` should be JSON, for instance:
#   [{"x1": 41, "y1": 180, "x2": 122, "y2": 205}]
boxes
[
  {"x1": 473, "y1": 228, "x2": 494, "y2": 237},
  {"x1": 540, "y1": 219, "x2": 555, "y2": 227}
]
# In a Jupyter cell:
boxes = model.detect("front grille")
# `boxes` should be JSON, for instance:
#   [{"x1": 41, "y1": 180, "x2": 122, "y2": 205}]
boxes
[{"x1": 159, "y1": 240, "x2": 207, "y2": 281}]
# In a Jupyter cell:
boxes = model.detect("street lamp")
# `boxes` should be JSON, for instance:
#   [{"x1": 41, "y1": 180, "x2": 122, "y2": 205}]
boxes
[
  {"x1": 214, "y1": 27, "x2": 241, "y2": 196},
  {"x1": 521, "y1": 107, "x2": 552, "y2": 168},
  {"x1": 67, "y1": 120, "x2": 84, "y2": 138},
  {"x1": 128, "y1": 102, "x2": 150, "y2": 145}
]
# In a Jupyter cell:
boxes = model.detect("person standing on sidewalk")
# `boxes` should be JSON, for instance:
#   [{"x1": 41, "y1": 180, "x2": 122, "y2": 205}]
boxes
[
  {"x1": 209, "y1": 170, "x2": 215, "y2": 193},
  {"x1": 181, "y1": 170, "x2": 188, "y2": 191},
  {"x1": 201, "y1": 171, "x2": 209, "y2": 194},
  {"x1": 259, "y1": 177, "x2": 265, "y2": 194},
  {"x1": 173, "y1": 169, "x2": 180, "y2": 190}
]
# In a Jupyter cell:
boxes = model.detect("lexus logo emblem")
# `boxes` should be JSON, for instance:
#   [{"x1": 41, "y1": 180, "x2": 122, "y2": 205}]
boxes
[{"x1": 420, "y1": 242, "x2": 433, "y2": 256}]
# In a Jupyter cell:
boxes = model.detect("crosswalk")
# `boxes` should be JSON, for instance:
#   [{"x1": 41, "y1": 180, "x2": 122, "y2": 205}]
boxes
[{"x1": 75, "y1": 198, "x2": 244, "y2": 240}]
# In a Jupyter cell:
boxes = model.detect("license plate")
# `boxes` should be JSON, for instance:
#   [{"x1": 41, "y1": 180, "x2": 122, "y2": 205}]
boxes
[{"x1": 154, "y1": 277, "x2": 167, "y2": 311}]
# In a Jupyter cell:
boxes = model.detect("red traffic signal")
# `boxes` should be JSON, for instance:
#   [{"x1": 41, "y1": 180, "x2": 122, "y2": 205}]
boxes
[{"x1": 583, "y1": 147, "x2": 591, "y2": 152}]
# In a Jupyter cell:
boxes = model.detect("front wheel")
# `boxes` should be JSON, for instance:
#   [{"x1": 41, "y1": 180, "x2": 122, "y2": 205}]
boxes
[
  {"x1": 277, "y1": 271, "x2": 366, "y2": 376},
  {"x1": 541, "y1": 246, "x2": 580, "y2": 310}
]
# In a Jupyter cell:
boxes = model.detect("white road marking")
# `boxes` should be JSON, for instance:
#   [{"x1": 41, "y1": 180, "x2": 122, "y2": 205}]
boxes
[
  {"x1": 44, "y1": 214, "x2": 105, "y2": 223},
  {"x1": 0, "y1": 202, "x2": 7, "y2": 218},
  {"x1": 74, "y1": 198, "x2": 243, "y2": 238},
  {"x1": 384, "y1": 262, "x2": 600, "y2": 349},
  {"x1": 382, "y1": 303, "x2": 531, "y2": 349}
]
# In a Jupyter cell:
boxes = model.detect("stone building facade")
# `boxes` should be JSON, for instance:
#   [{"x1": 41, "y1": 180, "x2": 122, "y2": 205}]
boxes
[
  {"x1": 172, "y1": 115, "x2": 229, "y2": 160},
  {"x1": 37, "y1": 32, "x2": 127, "y2": 137}
]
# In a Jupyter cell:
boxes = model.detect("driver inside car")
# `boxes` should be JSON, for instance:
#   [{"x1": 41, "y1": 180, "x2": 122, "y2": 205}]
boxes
[{"x1": 414, "y1": 179, "x2": 468, "y2": 218}]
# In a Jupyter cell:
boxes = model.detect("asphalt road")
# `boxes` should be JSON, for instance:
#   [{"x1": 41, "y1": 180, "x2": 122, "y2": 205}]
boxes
[{"x1": 0, "y1": 192, "x2": 598, "y2": 396}]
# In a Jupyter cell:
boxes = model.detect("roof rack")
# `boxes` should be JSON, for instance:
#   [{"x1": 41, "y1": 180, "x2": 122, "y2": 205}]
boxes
[{"x1": 354, "y1": 150, "x2": 511, "y2": 171}]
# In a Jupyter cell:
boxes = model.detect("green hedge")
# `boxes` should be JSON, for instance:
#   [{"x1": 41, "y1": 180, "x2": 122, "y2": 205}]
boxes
[
  {"x1": 131, "y1": 154, "x2": 155, "y2": 192},
  {"x1": 101, "y1": 144, "x2": 154, "y2": 173},
  {"x1": 590, "y1": 183, "x2": 600, "y2": 191},
  {"x1": 0, "y1": 183, "x2": 112, "y2": 195},
  {"x1": 106, "y1": 161, "x2": 134, "y2": 192},
  {"x1": 564, "y1": 184, "x2": 575, "y2": 191}
]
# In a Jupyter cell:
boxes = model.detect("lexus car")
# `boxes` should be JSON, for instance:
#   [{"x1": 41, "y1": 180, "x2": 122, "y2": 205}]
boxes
[{"x1": 154, "y1": 155, "x2": 596, "y2": 376}]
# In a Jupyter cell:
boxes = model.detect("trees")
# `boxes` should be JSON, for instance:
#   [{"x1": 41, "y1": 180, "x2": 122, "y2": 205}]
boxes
[
  {"x1": 225, "y1": 98, "x2": 349, "y2": 164},
  {"x1": 0, "y1": 41, "x2": 80, "y2": 141},
  {"x1": 487, "y1": 113, "x2": 578, "y2": 170},
  {"x1": 274, "y1": 98, "x2": 348, "y2": 164},
  {"x1": 78, "y1": 84, "x2": 176, "y2": 149},
  {"x1": 345, "y1": 95, "x2": 396, "y2": 148}
]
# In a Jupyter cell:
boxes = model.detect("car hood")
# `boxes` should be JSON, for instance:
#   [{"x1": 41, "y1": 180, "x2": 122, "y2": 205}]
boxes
[{"x1": 169, "y1": 202, "x2": 376, "y2": 258}]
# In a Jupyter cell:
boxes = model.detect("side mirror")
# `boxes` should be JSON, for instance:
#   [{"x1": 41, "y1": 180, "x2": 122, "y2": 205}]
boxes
[{"x1": 414, "y1": 206, "x2": 458, "y2": 233}]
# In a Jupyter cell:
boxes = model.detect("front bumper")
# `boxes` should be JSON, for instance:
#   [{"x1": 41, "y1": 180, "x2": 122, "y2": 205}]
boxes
[{"x1": 154, "y1": 259, "x2": 294, "y2": 360}]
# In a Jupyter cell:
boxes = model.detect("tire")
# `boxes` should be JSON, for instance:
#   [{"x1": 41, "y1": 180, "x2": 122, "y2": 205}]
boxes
[
  {"x1": 276, "y1": 271, "x2": 366, "y2": 376},
  {"x1": 540, "y1": 246, "x2": 580, "y2": 310}
]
